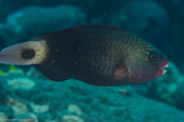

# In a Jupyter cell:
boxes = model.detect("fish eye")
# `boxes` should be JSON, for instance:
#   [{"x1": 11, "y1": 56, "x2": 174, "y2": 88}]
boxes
[
  {"x1": 21, "y1": 49, "x2": 36, "y2": 60},
  {"x1": 149, "y1": 51, "x2": 158, "y2": 61}
]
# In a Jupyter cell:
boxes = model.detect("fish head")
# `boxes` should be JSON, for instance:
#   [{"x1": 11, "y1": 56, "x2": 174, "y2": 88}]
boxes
[
  {"x1": 126, "y1": 41, "x2": 169, "y2": 84},
  {"x1": 0, "y1": 41, "x2": 48, "y2": 65}
]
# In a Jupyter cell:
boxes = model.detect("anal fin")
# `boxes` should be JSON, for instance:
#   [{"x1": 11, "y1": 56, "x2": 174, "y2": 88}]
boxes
[{"x1": 33, "y1": 65, "x2": 70, "y2": 81}]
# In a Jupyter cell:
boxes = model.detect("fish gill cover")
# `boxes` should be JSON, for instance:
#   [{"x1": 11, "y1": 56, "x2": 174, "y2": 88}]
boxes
[{"x1": 0, "y1": 0, "x2": 183, "y2": 121}]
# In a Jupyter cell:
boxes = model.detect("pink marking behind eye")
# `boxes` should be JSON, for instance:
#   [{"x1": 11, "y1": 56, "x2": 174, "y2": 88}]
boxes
[{"x1": 114, "y1": 68, "x2": 126, "y2": 80}]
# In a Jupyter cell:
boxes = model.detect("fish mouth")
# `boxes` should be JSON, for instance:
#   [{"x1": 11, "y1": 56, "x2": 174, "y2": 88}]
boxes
[{"x1": 161, "y1": 62, "x2": 169, "y2": 76}]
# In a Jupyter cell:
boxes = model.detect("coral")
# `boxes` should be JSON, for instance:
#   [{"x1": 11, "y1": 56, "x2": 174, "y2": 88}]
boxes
[
  {"x1": 2, "y1": 5, "x2": 86, "y2": 44},
  {"x1": 108, "y1": 1, "x2": 169, "y2": 47},
  {"x1": 62, "y1": 115, "x2": 84, "y2": 122},
  {"x1": 8, "y1": 65, "x2": 24, "y2": 75},
  {"x1": 6, "y1": 97, "x2": 28, "y2": 115},
  {"x1": 0, "y1": 112, "x2": 7, "y2": 120},
  {"x1": 109, "y1": 1, "x2": 168, "y2": 31},
  {"x1": 26, "y1": 67, "x2": 46, "y2": 79},
  {"x1": 0, "y1": 0, "x2": 87, "y2": 22},
  {"x1": 68, "y1": 104, "x2": 82, "y2": 116},
  {"x1": 0, "y1": 65, "x2": 24, "y2": 76},
  {"x1": 147, "y1": 62, "x2": 184, "y2": 107},
  {"x1": 15, "y1": 113, "x2": 38, "y2": 122},
  {"x1": 0, "y1": 73, "x2": 184, "y2": 121},
  {"x1": 7, "y1": 77, "x2": 35, "y2": 90},
  {"x1": 30, "y1": 103, "x2": 49, "y2": 113},
  {"x1": 173, "y1": 81, "x2": 184, "y2": 110},
  {"x1": 0, "y1": 70, "x2": 5, "y2": 76}
]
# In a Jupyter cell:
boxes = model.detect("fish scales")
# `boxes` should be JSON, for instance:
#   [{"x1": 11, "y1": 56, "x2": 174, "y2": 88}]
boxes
[{"x1": 34, "y1": 26, "x2": 128, "y2": 85}]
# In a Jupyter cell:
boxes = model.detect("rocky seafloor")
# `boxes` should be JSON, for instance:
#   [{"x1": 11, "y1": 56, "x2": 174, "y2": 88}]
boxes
[{"x1": 0, "y1": 62, "x2": 183, "y2": 122}]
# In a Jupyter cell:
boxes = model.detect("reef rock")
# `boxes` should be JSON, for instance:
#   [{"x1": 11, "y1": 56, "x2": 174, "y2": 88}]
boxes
[
  {"x1": 2, "y1": 5, "x2": 86, "y2": 44},
  {"x1": 147, "y1": 62, "x2": 184, "y2": 110},
  {"x1": 0, "y1": 71, "x2": 184, "y2": 121},
  {"x1": 108, "y1": 1, "x2": 169, "y2": 45}
]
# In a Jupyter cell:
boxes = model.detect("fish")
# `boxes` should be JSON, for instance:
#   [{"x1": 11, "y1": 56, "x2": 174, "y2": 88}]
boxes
[{"x1": 0, "y1": 25, "x2": 169, "y2": 86}]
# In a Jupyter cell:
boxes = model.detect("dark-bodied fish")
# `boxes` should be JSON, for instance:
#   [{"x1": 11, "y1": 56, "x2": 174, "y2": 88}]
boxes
[{"x1": 0, "y1": 25, "x2": 169, "y2": 86}]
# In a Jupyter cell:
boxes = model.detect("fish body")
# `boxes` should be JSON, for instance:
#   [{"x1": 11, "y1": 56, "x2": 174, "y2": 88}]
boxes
[{"x1": 0, "y1": 25, "x2": 168, "y2": 86}]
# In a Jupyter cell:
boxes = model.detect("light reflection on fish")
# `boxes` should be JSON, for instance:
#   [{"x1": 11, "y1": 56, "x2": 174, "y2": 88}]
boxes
[{"x1": 0, "y1": 25, "x2": 169, "y2": 86}]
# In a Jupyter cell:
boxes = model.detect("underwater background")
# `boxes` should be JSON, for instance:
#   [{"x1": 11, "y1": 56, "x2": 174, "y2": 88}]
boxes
[{"x1": 0, "y1": 0, "x2": 184, "y2": 121}]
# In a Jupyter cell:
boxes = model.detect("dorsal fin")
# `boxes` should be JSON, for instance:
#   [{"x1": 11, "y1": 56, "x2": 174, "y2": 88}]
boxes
[{"x1": 33, "y1": 25, "x2": 127, "y2": 41}]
